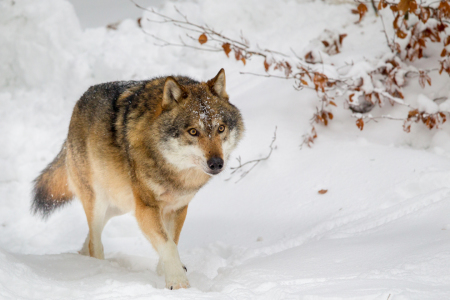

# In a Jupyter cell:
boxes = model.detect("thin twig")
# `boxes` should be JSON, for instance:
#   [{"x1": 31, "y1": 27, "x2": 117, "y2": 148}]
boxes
[
  {"x1": 374, "y1": 89, "x2": 412, "y2": 108},
  {"x1": 141, "y1": 30, "x2": 222, "y2": 52},
  {"x1": 353, "y1": 113, "x2": 405, "y2": 122},
  {"x1": 379, "y1": 12, "x2": 394, "y2": 53},
  {"x1": 239, "y1": 72, "x2": 317, "y2": 90},
  {"x1": 259, "y1": 47, "x2": 290, "y2": 58},
  {"x1": 371, "y1": 0, "x2": 379, "y2": 15},
  {"x1": 133, "y1": 1, "x2": 250, "y2": 48},
  {"x1": 227, "y1": 127, "x2": 277, "y2": 183},
  {"x1": 240, "y1": 71, "x2": 294, "y2": 79}
]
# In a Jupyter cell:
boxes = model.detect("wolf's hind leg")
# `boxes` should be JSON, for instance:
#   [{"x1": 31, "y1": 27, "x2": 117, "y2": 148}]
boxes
[
  {"x1": 86, "y1": 199, "x2": 108, "y2": 259},
  {"x1": 80, "y1": 205, "x2": 124, "y2": 257},
  {"x1": 80, "y1": 234, "x2": 90, "y2": 256},
  {"x1": 81, "y1": 186, "x2": 122, "y2": 260}
]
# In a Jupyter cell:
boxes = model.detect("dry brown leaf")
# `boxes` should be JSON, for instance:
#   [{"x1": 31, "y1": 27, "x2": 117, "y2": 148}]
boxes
[
  {"x1": 403, "y1": 121, "x2": 412, "y2": 133},
  {"x1": 445, "y1": 36, "x2": 450, "y2": 47},
  {"x1": 234, "y1": 49, "x2": 242, "y2": 61},
  {"x1": 349, "y1": 93, "x2": 355, "y2": 102},
  {"x1": 392, "y1": 90, "x2": 404, "y2": 99},
  {"x1": 284, "y1": 62, "x2": 292, "y2": 77},
  {"x1": 410, "y1": 0, "x2": 417, "y2": 12},
  {"x1": 397, "y1": 0, "x2": 411, "y2": 14},
  {"x1": 396, "y1": 29, "x2": 408, "y2": 39},
  {"x1": 418, "y1": 71, "x2": 432, "y2": 88},
  {"x1": 356, "y1": 118, "x2": 364, "y2": 130},
  {"x1": 408, "y1": 109, "x2": 419, "y2": 118},
  {"x1": 264, "y1": 59, "x2": 270, "y2": 72},
  {"x1": 378, "y1": 0, "x2": 388, "y2": 10},
  {"x1": 305, "y1": 51, "x2": 315, "y2": 63},
  {"x1": 355, "y1": 3, "x2": 368, "y2": 23},
  {"x1": 106, "y1": 21, "x2": 120, "y2": 30},
  {"x1": 439, "y1": 1, "x2": 450, "y2": 18},
  {"x1": 313, "y1": 73, "x2": 327, "y2": 92},
  {"x1": 421, "y1": 7, "x2": 430, "y2": 23},
  {"x1": 393, "y1": 14, "x2": 400, "y2": 29},
  {"x1": 222, "y1": 43, "x2": 231, "y2": 57},
  {"x1": 198, "y1": 33, "x2": 208, "y2": 45}
]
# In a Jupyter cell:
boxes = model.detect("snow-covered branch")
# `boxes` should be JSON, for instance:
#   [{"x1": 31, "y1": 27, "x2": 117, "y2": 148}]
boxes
[{"x1": 134, "y1": 0, "x2": 450, "y2": 149}]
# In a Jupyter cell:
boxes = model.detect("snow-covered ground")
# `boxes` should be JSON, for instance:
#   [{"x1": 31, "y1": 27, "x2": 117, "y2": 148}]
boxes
[
  {"x1": 68, "y1": 0, "x2": 163, "y2": 29},
  {"x1": 1, "y1": 0, "x2": 450, "y2": 299}
]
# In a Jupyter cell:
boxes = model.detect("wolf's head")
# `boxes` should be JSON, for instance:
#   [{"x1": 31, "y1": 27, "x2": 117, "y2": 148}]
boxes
[{"x1": 156, "y1": 69, "x2": 244, "y2": 176}]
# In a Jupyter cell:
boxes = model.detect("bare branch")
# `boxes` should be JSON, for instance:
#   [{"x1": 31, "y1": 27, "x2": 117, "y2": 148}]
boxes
[
  {"x1": 240, "y1": 71, "x2": 293, "y2": 79},
  {"x1": 227, "y1": 127, "x2": 277, "y2": 183},
  {"x1": 352, "y1": 113, "x2": 405, "y2": 122},
  {"x1": 379, "y1": 12, "x2": 394, "y2": 53}
]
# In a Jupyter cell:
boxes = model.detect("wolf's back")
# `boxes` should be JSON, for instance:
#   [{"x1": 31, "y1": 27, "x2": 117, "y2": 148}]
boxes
[{"x1": 32, "y1": 142, "x2": 74, "y2": 218}]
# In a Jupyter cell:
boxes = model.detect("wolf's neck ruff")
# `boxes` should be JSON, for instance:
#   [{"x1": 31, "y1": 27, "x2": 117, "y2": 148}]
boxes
[{"x1": 31, "y1": 69, "x2": 244, "y2": 290}]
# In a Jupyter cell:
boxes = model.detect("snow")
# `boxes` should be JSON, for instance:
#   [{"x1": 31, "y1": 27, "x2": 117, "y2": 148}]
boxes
[
  {"x1": 68, "y1": 0, "x2": 164, "y2": 29},
  {"x1": 417, "y1": 94, "x2": 439, "y2": 114},
  {"x1": 439, "y1": 97, "x2": 450, "y2": 112},
  {"x1": 1, "y1": 0, "x2": 450, "y2": 299}
]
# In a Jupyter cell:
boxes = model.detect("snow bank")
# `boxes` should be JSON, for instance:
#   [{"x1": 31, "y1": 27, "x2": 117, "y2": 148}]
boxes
[{"x1": 0, "y1": 0, "x2": 84, "y2": 91}]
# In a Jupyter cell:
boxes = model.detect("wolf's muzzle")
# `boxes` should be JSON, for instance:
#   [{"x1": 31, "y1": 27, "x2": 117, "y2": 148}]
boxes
[{"x1": 207, "y1": 156, "x2": 224, "y2": 174}]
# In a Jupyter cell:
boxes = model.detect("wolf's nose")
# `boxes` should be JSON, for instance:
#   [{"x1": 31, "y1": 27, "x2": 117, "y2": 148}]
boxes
[{"x1": 207, "y1": 157, "x2": 224, "y2": 170}]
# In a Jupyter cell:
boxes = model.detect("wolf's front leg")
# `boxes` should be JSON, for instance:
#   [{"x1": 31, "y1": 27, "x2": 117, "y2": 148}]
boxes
[
  {"x1": 134, "y1": 194, "x2": 189, "y2": 290},
  {"x1": 157, "y1": 205, "x2": 189, "y2": 276}
]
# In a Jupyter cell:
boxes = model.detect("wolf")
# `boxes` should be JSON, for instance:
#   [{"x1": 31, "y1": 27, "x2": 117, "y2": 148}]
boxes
[{"x1": 31, "y1": 69, "x2": 244, "y2": 289}]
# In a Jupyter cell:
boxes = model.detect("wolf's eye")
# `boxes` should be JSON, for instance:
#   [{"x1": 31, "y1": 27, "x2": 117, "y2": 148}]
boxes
[
  {"x1": 188, "y1": 128, "x2": 198, "y2": 136},
  {"x1": 218, "y1": 125, "x2": 225, "y2": 133}
]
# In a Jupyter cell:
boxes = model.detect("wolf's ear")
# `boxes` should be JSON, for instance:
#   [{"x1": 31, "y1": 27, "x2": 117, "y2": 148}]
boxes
[
  {"x1": 207, "y1": 68, "x2": 228, "y2": 100},
  {"x1": 162, "y1": 77, "x2": 183, "y2": 110}
]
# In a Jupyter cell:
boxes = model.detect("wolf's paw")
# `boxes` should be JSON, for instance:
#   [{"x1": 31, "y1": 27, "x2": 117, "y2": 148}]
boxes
[
  {"x1": 164, "y1": 262, "x2": 190, "y2": 290},
  {"x1": 157, "y1": 259, "x2": 187, "y2": 276},
  {"x1": 95, "y1": 251, "x2": 105, "y2": 260},
  {"x1": 165, "y1": 267, "x2": 190, "y2": 290}
]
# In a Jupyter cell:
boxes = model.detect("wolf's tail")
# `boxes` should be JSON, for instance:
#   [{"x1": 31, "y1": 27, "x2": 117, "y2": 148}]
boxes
[{"x1": 32, "y1": 142, "x2": 74, "y2": 218}]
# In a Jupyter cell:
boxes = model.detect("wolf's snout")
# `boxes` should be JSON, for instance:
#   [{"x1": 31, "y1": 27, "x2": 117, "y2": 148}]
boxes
[{"x1": 207, "y1": 157, "x2": 224, "y2": 171}]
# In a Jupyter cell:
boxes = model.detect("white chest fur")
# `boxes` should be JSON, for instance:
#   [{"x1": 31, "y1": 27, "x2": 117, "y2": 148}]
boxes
[{"x1": 147, "y1": 179, "x2": 196, "y2": 214}]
